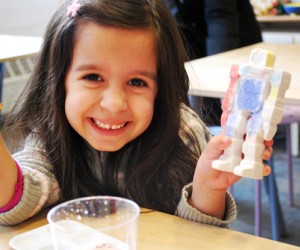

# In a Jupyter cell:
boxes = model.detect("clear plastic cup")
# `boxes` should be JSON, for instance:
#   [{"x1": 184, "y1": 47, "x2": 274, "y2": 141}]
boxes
[{"x1": 47, "y1": 196, "x2": 140, "y2": 250}]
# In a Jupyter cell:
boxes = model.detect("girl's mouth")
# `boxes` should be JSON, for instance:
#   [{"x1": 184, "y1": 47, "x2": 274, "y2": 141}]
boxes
[{"x1": 92, "y1": 118, "x2": 127, "y2": 130}]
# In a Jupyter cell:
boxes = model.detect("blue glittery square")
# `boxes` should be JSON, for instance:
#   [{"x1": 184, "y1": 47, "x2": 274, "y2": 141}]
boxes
[{"x1": 237, "y1": 78, "x2": 264, "y2": 112}]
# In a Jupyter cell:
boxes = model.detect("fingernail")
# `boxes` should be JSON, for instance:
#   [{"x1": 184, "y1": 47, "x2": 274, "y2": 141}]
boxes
[{"x1": 222, "y1": 137, "x2": 230, "y2": 144}]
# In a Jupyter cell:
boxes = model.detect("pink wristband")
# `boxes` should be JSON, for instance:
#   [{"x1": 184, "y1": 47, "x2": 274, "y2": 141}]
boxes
[{"x1": 0, "y1": 161, "x2": 23, "y2": 212}]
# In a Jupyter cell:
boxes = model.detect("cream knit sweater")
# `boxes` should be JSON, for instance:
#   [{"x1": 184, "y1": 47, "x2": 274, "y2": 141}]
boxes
[{"x1": 0, "y1": 104, "x2": 237, "y2": 226}]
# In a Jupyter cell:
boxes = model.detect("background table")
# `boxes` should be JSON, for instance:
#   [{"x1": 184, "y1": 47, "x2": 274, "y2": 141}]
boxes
[
  {"x1": 186, "y1": 42, "x2": 300, "y2": 157},
  {"x1": 0, "y1": 35, "x2": 42, "y2": 114},
  {"x1": 0, "y1": 35, "x2": 42, "y2": 62},
  {"x1": 186, "y1": 43, "x2": 300, "y2": 106},
  {"x1": 0, "y1": 208, "x2": 299, "y2": 250}
]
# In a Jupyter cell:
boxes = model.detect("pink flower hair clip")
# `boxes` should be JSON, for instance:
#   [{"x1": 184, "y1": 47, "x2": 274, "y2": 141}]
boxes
[{"x1": 67, "y1": 0, "x2": 81, "y2": 17}]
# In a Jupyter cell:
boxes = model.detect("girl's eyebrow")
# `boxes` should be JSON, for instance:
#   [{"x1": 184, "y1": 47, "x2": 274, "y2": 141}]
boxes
[
  {"x1": 74, "y1": 64, "x2": 101, "y2": 72},
  {"x1": 74, "y1": 63, "x2": 157, "y2": 81},
  {"x1": 137, "y1": 70, "x2": 157, "y2": 81}
]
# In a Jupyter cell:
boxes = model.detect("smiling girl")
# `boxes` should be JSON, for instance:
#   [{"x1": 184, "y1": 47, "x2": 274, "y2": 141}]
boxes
[{"x1": 0, "y1": 0, "x2": 272, "y2": 226}]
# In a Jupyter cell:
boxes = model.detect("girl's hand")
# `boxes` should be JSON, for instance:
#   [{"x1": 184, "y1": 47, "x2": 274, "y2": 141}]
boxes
[{"x1": 188, "y1": 134, "x2": 273, "y2": 219}]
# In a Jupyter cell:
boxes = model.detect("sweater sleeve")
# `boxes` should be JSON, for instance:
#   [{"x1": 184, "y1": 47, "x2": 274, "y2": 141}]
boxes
[
  {"x1": 176, "y1": 104, "x2": 237, "y2": 227},
  {"x1": 0, "y1": 134, "x2": 60, "y2": 225},
  {"x1": 178, "y1": 103, "x2": 211, "y2": 156},
  {"x1": 176, "y1": 183, "x2": 237, "y2": 228}
]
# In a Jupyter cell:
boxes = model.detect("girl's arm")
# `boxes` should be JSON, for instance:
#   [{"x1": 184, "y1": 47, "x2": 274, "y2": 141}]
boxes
[
  {"x1": 0, "y1": 134, "x2": 18, "y2": 207},
  {"x1": 189, "y1": 135, "x2": 272, "y2": 219}
]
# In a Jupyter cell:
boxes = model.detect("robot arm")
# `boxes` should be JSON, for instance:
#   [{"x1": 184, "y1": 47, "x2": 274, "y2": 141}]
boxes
[
  {"x1": 220, "y1": 64, "x2": 240, "y2": 127},
  {"x1": 262, "y1": 70, "x2": 292, "y2": 140}
]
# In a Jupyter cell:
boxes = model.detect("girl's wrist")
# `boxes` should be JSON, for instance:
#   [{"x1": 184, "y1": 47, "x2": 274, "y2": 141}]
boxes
[
  {"x1": 188, "y1": 185, "x2": 227, "y2": 219},
  {"x1": 0, "y1": 161, "x2": 23, "y2": 212}
]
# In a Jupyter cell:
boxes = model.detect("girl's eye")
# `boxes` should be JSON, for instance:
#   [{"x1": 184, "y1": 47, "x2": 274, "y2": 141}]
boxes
[
  {"x1": 84, "y1": 74, "x2": 102, "y2": 81},
  {"x1": 129, "y1": 78, "x2": 147, "y2": 87}
]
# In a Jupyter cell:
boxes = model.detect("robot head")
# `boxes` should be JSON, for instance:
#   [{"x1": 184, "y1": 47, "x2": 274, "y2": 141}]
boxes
[{"x1": 249, "y1": 48, "x2": 276, "y2": 68}]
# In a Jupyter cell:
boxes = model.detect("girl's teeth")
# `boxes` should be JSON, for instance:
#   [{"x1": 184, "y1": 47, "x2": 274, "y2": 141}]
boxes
[{"x1": 94, "y1": 119, "x2": 125, "y2": 130}]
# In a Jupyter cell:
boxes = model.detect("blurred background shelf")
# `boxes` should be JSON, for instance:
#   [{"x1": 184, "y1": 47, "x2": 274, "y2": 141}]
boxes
[{"x1": 257, "y1": 15, "x2": 300, "y2": 22}]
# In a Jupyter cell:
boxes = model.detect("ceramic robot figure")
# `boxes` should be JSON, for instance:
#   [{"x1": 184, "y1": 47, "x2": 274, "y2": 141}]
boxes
[{"x1": 212, "y1": 48, "x2": 291, "y2": 179}]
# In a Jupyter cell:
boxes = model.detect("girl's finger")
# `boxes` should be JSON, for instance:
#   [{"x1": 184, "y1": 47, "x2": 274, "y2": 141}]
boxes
[
  {"x1": 264, "y1": 140, "x2": 274, "y2": 147},
  {"x1": 262, "y1": 146, "x2": 273, "y2": 160},
  {"x1": 263, "y1": 164, "x2": 271, "y2": 176},
  {"x1": 204, "y1": 135, "x2": 231, "y2": 159}
]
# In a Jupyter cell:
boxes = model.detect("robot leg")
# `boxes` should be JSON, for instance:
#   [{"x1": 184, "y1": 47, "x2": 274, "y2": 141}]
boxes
[{"x1": 212, "y1": 110, "x2": 248, "y2": 173}]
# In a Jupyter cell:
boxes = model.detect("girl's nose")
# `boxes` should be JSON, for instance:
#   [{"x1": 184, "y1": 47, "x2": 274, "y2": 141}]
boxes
[{"x1": 99, "y1": 86, "x2": 128, "y2": 112}]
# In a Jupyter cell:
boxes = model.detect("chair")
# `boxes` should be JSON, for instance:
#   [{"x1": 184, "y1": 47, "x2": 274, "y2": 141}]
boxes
[
  {"x1": 255, "y1": 159, "x2": 288, "y2": 240},
  {"x1": 208, "y1": 104, "x2": 300, "y2": 240},
  {"x1": 279, "y1": 104, "x2": 300, "y2": 207},
  {"x1": 256, "y1": 105, "x2": 300, "y2": 239}
]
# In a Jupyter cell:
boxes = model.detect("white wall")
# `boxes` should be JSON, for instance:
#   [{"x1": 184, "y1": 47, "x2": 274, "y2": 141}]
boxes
[
  {"x1": 0, "y1": 0, "x2": 61, "y2": 36},
  {"x1": 259, "y1": 22, "x2": 300, "y2": 44}
]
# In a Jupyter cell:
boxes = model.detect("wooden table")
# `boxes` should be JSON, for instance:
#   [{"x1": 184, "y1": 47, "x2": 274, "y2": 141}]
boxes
[
  {"x1": 185, "y1": 43, "x2": 300, "y2": 106},
  {"x1": 0, "y1": 208, "x2": 299, "y2": 250},
  {"x1": 0, "y1": 35, "x2": 42, "y2": 112}
]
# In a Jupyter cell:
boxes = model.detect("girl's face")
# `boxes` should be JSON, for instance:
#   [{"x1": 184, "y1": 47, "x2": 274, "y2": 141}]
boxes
[{"x1": 65, "y1": 22, "x2": 158, "y2": 151}]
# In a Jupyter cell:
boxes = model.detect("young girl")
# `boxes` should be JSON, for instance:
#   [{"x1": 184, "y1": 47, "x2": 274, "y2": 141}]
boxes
[{"x1": 0, "y1": 0, "x2": 272, "y2": 226}]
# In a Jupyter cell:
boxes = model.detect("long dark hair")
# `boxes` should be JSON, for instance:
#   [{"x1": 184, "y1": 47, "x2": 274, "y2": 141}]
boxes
[{"x1": 4, "y1": 0, "x2": 199, "y2": 214}]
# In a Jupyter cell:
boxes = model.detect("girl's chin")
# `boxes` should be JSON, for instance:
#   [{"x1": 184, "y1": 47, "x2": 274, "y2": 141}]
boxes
[{"x1": 87, "y1": 141, "x2": 124, "y2": 152}]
